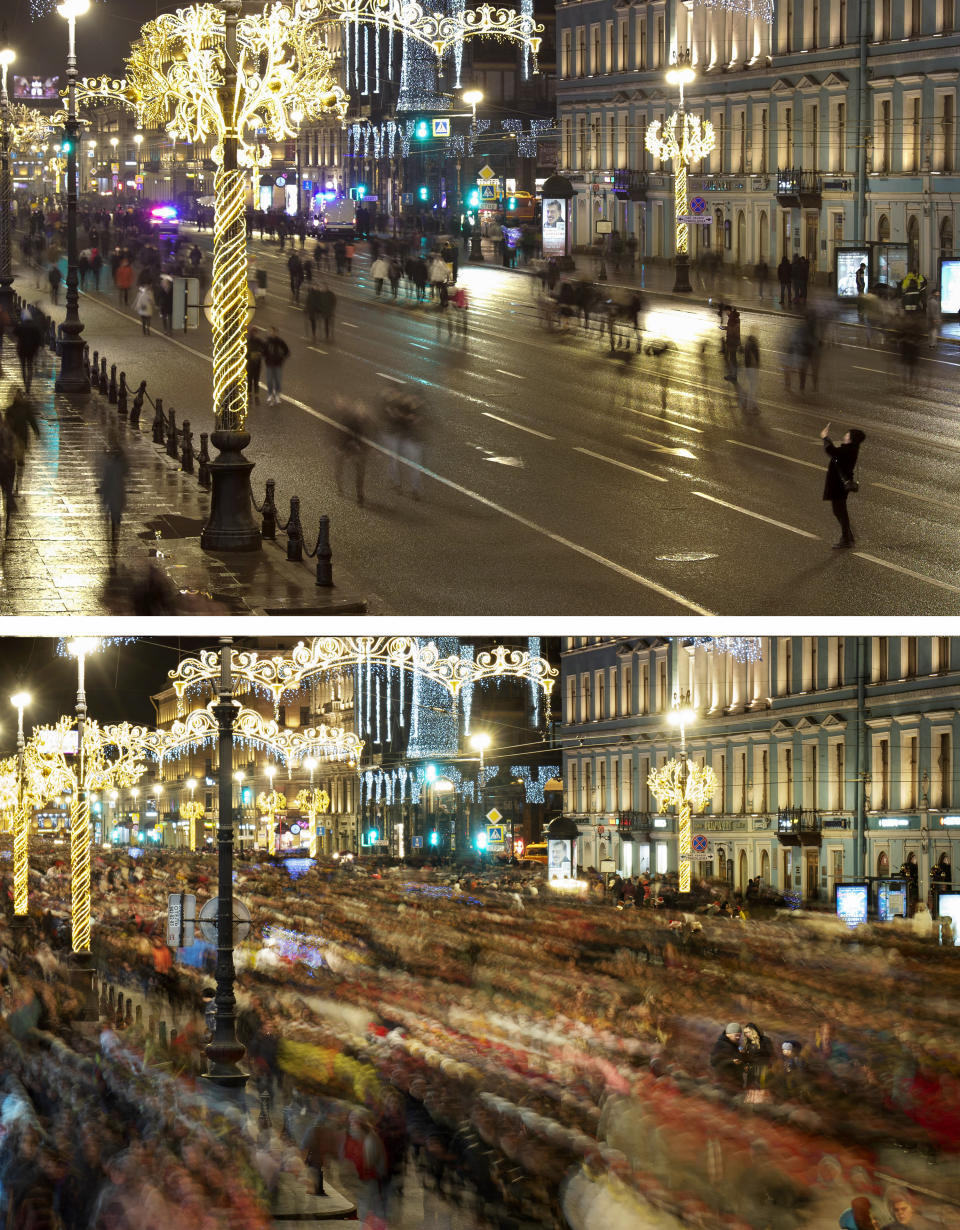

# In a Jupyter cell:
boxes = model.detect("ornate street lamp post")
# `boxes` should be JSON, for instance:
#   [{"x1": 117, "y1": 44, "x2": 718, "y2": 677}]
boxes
[
  {"x1": 55, "y1": 0, "x2": 91, "y2": 396},
  {"x1": 463, "y1": 88, "x2": 484, "y2": 262},
  {"x1": 0, "y1": 47, "x2": 16, "y2": 321},
  {"x1": 645, "y1": 50, "x2": 715, "y2": 294},
  {"x1": 648, "y1": 695, "x2": 716, "y2": 894}
]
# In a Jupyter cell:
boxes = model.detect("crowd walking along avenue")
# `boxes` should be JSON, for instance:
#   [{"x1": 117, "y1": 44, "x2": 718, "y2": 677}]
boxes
[
  {"x1": 3, "y1": 221, "x2": 960, "y2": 614},
  {"x1": 1, "y1": 633, "x2": 960, "y2": 1230}
]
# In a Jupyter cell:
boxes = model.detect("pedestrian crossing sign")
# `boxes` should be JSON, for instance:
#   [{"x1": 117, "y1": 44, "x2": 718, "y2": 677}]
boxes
[
  {"x1": 479, "y1": 184, "x2": 498, "y2": 201},
  {"x1": 432, "y1": 118, "x2": 451, "y2": 137},
  {"x1": 487, "y1": 824, "x2": 506, "y2": 844}
]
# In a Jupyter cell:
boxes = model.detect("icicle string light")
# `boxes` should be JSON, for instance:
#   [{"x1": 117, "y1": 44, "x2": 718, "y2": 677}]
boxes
[{"x1": 689, "y1": 637, "x2": 763, "y2": 663}]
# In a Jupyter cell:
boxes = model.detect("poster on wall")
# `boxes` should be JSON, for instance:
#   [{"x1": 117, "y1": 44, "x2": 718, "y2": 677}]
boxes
[
  {"x1": 941, "y1": 259, "x2": 960, "y2": 315},
  {"x1": 836, "y1": 883, "x2": 869, "y2": 928},
  {"x1": 548, "y1": 838, "x2": 573, "y2": 880},
  {"x1": 836, "y1": 249, "x2": 870, "y2": 297},
  {"x1": 541, "y1": 197, "x2": 567, "y2": 258},
  {"x1": 937, "y1": 893, "x2": 960, "y2": 945}
]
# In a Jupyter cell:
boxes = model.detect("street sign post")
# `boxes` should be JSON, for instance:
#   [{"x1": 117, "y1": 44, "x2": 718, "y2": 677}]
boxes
[
  {"x1": 677, "y1": 214, "x2": 713, "y2": 225},
  {"x1": 198, "y1": 897, "x2": 251, "y2": 944},
  {"x1": 487, "y1": 824, "x2": 506, "y2": 844},
  {"x1": 167, "y1": 892, "x2": 196, "y2": 948},
  {"x1": 486, "y1": 807, "x2": 503, "y2": 824}
]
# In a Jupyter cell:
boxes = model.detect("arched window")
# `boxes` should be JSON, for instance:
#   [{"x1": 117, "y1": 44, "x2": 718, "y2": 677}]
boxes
[
  {"x1": 758, "y1": 210, "x2": 768, "y2": 261},
  {"x1": 736, "y1": 209, "x2": 747, "y2": 263},
  {"x1": 877, "y1": 213, "x2": 891, "y2": 243},
  {"x1": 907, "y1": 214, "x2": 920, "y2": 271},
  {"x1": 760, "y1": 850, "x2": 770, "y2": 885},
  {"x1": 877, "y1": 850, "x2": 890, "y2": 877},
  {"x1": 715, "y1": 207, "x2": 724, "y2": 248},
  {"x1": 738, "y1": 848, "x2": 748, "y2": 892}
]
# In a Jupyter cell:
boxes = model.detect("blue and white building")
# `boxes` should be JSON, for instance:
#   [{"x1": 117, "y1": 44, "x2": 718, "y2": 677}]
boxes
[
  {"x1": 561, "y1": 636, "x2": 960, "y2": 903},
  {"x1": 555, "y1": 0, "x2": 959, "y2": 281}
]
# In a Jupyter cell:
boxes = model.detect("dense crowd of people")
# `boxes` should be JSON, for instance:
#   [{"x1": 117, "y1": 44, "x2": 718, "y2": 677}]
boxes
[{"x1": 1, "y1": 842, "x2": 959, "y2": 1228}]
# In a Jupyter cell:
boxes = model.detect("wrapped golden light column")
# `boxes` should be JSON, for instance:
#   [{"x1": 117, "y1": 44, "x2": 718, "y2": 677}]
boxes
[
  {"x1": 70, "y1": 795, "x2": 92, "y2": 951},
  {"x1": 296, "y1": 786, "x2": 329, "y2": 858},
  {"x1": 211, "y1": 164, "x2": 248, "y2": 428},
  {"x1": 648, "y1": 756, "x2": 716, "y2": 894},
  {"x1": 181, "y1": 799, "x2": 206, "y2": 851},
  {"x1": 257, "y1": 790, "x2": 286, "y2": 855}
]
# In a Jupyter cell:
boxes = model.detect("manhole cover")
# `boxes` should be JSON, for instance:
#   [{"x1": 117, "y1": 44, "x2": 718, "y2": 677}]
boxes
[{"x1": 656, "y1": 551, "x2": 718, "y2": 562}]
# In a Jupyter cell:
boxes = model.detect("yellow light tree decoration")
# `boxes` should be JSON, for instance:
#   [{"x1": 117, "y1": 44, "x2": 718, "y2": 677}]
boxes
[
  {"x1": 0, "y1": 758, "x2": 17, "y2": 833},
  {"x1": 181, "y1": 798, "x2": 206, "y2": 851},
  {"x1": 295, "y1": 786, "x2": 329, "y2": 858},
  {"x1": 77, "y1": 2, "x2": 347, "y2": 444},
  {"x1": 644, "y1": 51, "x2": 715, "y2": 294},
  {"x1": 25, "y1": 718, "x2": 147, "y2": 953},
  {"x1": 648, "y1": 756, "x2": 717, "y2": 894},
  {"x1": 257, "y1": 789, "x2": 286, "y2": 855}
]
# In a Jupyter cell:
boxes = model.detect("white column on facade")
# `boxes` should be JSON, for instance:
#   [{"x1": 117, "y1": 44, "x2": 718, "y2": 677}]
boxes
[
  {"x1": 729, "y1": 657, "x2": 747, "y2": 713},
  {"x1": 693, "y1": 647, "x2": 708, "y2": 712}
]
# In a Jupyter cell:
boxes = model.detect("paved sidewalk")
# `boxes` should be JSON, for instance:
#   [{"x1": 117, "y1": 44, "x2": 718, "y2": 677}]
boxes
[{"x1": 0, "y1": 303, "x2": 369, "y2": 616}]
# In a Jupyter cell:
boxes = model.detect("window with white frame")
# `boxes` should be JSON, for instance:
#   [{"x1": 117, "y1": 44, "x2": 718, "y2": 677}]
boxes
[
  {"x1": 580, "y1": 672, "x2": 591, "y2": 722},
  {"x1": 620, "y1": 663, "x2": 632, "y2": 715},
  {"x1": 933, "y1": 728, "x2": 952, "y2": 809},
  {"x1": 592, "y1": 24, "x2": 601, "y2": 73},
  {"x1": 902, "y1": 731, "x2": 919, "y2": 809},
  {"x1": 829, "y1": 738, "x2": 845, "y2": 811},
  {"x1": 562, "y1": 29, "x2": 572, "y2": 78},
  {"x1": 606, "y1": 20, "x2": 614, "y2": 72},
  {"x1": 566, "y1": 675, "x2": 576, "y2": 722},
  {"x1": 619, "y1": 16, "x2": 630, "y2": 68},
  {"x1": 778, "y1": 743, "x2": 793, "y2": 808},
  {"x1": 595, "y1": 670, "x2": 605, "y2": 719},
  {"x1": 568, "y1": 761, "x2": 579, "y2": 811}
]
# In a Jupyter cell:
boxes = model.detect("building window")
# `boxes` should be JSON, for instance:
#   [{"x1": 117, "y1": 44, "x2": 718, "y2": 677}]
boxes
[
  {"x1": 838, "y1": 0, "x2": 847, "y2": 42},
  {"x1": 737, "y1": 110, "x2": 746, "y2": 173},
  {"x1": 811, "y1": 0, "x2": 819, "y2": 46},
  {"x1": 609, "y1": 114, "x2": 616, "y2": 167},
  {"x1": 832, "y1": 741, "x2": 845, "y2": 811},
  {"x1": 937, "y1": 732, "x2": 952, "y2": 808},
  {"x1": 905, "y1": 733, "x2": 919, "y2": 809},
  {"x1": 581, "y1": 673, "x2": 591, "y2": 722},
  {"x1": 562, "y1": 29, "x2": 572, "y2": 77},
  {"x1": 936, "y1": 636, "x2": 951, "y2": 673},
  {"x1": 785, "y1": 0, "x2": 794, "y2": 51},
  {"x1": 640, "y1": 663, "x2": 650, "y2": 713},
  {"x1": 879, "y1": 99, "x2": 892, "y2": 172},
  {"x1": 620, "y1": 18, "x2": 629, "y2": 69},
  {"x1": 569, "y1": 763, "x2": 578, "y2": 811},
  {"x1": 655, "y1": 13, "x2": 665, "y2": 67},
  {"x1": 299, "y1": 705, "x2": 310, "y2": 727},
  {"x1": 760, "y1": 107, "x2": 769, "y2": 172},
  {"x1": 592, "y1": 25, "x2": 601, "y2": 73},
  {"x1": 876, "y1": 737, "x2": 890, "y2": 810},
  {"x1": 943, "y1": 94, "x2": 955, "y2": 174},
  {"x1": 277, "y1": 705, "x2": 287, "y2": 727},
  {"x1": 584, "y1": 762, "x2": 592, "y2": 811},
  {"x1": 566, "y1": 676, "x2": 576, "y2": 720},
  {"x1": 606, "y1": 20, "x2": 614, "y2": 72},
  {"x1": 599, "y1": 760, "x2": 607, "y2": 808},
  {"x1": 658, "y1": 660, "x2": 668, "y2": 710},
  {"x1": 877, "y1": 635, "x2": 889, "y2": 681},
  {"x1": 911, "y1": 0, "x2": 921, "y2": 33},
  {"x1": 576, "y1": 27, "x2": 586, "y2": 75},
  {"x1": 906, "y1": 637, "x2": 918, "y2": 677},
  {"x1": 638, "y1": 21, "x2": 647, "y2": 68},
  {"x1": 877, "y1": 212, "x2": 890, "y2": 242},
  {"x1": 942, "y1": 0, "x2": 955, "y2": 31},
  {"x1": 596, "y1": 671, "x2": 605, "y2": 719},
  {"x1": 737, "y1": 751, "x2": 747, "y2": 813}
]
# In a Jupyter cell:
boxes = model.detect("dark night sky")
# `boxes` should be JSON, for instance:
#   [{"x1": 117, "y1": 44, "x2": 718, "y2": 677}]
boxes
[
  {"x1": 0, "y1": 636, "x2": 222, "y2": 753},
  {"x1": 3, "y1": 0, "x2": 190, "y2": 84}
]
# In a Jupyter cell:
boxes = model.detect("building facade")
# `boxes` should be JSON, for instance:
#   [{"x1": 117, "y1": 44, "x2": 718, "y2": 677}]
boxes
[
  {"x1": 555, "y1": 0, "x2": 959, "y2": 282},
  {"x1": 561, "y1": 635, "x2": 959, "y2": 906}
]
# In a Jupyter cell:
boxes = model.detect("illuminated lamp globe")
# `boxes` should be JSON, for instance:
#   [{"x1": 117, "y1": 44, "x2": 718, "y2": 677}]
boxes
[{"x1": 56, "y1": 0, "x2": 90, "y2": 18}]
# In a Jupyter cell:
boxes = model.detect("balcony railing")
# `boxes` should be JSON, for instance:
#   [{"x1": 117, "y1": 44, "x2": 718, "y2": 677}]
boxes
[
  {"x1": 777, "y1": 807, "x2": 821, "y2": 836},
  {"x1": 616, "y1": 810, "x2": 652, "y2": 830},
  {"x1": 776, "y1": 168, "x2": 823, "y2": 205}
]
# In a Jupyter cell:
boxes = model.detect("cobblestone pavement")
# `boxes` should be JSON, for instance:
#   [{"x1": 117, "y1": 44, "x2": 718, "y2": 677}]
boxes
[{"x1": 0, "y1": 296, "x2": 368, "y2": 615}]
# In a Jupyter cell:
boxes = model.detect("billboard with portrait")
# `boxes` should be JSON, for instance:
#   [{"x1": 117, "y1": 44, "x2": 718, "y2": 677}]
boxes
[
  {"x1": 541, "y1": 197, "x2": 567, "y2": 258},
  {"x1": 836, "y1": 249, "x2": 869, "y2": 298},
  {"x1": 14, "y1": 75, "x2": 61, "y2": 100}
]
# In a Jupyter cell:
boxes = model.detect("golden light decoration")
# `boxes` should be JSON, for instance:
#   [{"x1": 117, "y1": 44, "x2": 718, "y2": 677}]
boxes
[
  {"x1": 169, "y1": 637, "x2": 557, "y2": 708},
  {"x1": 648, "y1": 757, "x2": 717, "y2": 894},
  {"x1": 0, "y1": 759, "x2": 18, "y2": 828},
  {"x1": 181, "y1": 798, "x2": 206, "y2": 851},
  {"x1": 645, "y1": 110, "x2": 715, "y2": 261},
  {"x1": 25, "y1": 717, "x2": 147, "y2": 952},
  {"x1": 3, "y1": 752, "x2": 46, "y2": 918},
  {"x1": 328, "y1": 0, "x2": 542, "y2": 60},
  {"x1": 76, "y1": 0, "x2": 347, "y2": 433},
  {"x1": 7, "y1": 103, "x2": 57, "y2": 150},
  {"x1": 295, "y1": 786, "x2": 330, "y2": 858},
  {"x1": 257, "y1": 789, "x2": 287, "y2": 855}
]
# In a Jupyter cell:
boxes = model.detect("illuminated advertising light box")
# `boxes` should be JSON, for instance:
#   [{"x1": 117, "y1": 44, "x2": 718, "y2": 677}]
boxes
[
  {"x1": 941, "y1": 259, "x2": 960, "y2": 316},
  {"x1": 938, "y1": 894, "x2": 960, "y2": 945},
  {"x1": 542, "y1": 197, "x2": 567, "y2": 259},
  {"x1": 836, "y1": 249, "x2": 869, "y2": 298},
  {"x1": 836, "y1": 882, "x2": 869, "y2": 928},
  {"x1": 878, "y1": 882, "x2": 907, "y2": 921},
  {"x1": 548, "y1": 838, "x2": 573, "y2": 880}
]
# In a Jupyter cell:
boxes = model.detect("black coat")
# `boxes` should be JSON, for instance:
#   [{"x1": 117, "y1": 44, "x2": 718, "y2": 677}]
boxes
[
  {"x1": 709, "y1": 1031, "x2": 743, "y2": 1082},
  {"x1": 822, "y1": 436, "x2": 861, "y2": 500}
]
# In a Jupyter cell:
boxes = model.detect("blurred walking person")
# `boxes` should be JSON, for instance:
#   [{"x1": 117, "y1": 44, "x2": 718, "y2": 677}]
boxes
[
  {"x1": 722, "y1": 305, "x2": 741, "y2": 383},
  {"x1": 115, "y1": 257, "x2": 134, "y2": 306},
  {"x1": 333, "y1": 398, "x2": 370, "y2": 505},
  {"x1": 740, "y1": 333, "x2": 760, "y2": 412},
  {"x1": 5, "y1": 390, "x2": 40, "y2": 496},
  {"x1": 13, "y1": 311, "x2": 43, "y2": 395},
  {"x1": 0, "y1": 417, "x2": 17, "y2": 529},
  {"x1": 47, "y1": 262, "x2": 62, "y2": 305},
  {"x1": 777, "y1": 254, "x2": 792, "y2": 306},
  {"x1": 133, "y1": 282, "x2": 155, "y2": 335},
  {"x1": 246, "y1": 326, "x2": 264, "y2": 405},
  {"x1": 97, "y1": 435, "x2": 129, "y2": 569},
  {"x1": 821, "y1": 422, "x2": 866, "y2": 550},
  {"x1": 382, "y1": 392, "x2": 426, "y2": 499},
  {"x1": 370, "y1": 254, "x2": 388, "y2": 296},
  {"x1": 262, "y1": 325, "x2": 290, "y2": 405}
]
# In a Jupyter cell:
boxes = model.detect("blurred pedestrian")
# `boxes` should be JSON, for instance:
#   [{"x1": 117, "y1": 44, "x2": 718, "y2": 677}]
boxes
[
  {"x1": 755, "y1": 258, "x2": 768, "y2": 301},
  {"x1": 5, "y1": 389, "x2": 40, "y2": 495},
  {"x1": 0, "y1": 417, "x2": 18, "y2": 527},
  {"x1": 315, "y1": 283, "x2": 336, "y2": 341},
  {"x1": 821, "y1": 422, "x2": 865, "y2": 550},
  {"x1": 47, "y1": 262, "x2": 62, "y2": 305},
  {"x1": 132, "y1": 283, "x2": 155, "y2": 335},
  {"x1": 333, "y1": 397, "x2": 370, "y2": 505},
  {"x1": 777, "y1": 254, "x2": 792, "y2": 306},
  {"x1": 288, "y1": 250, "x2": 304, "y2": 303},
  {"x1": 246, "y1": 326, "x2": 263, "y2": 405},
  {"x1": 97, "y1": 436, "x2": 129, "y2": 567},
  {"x1": 370, "y1": 254, "x2": 388, "y2": 296},
  {"x1": 115, "y1": 257, "x2": 134, "y2": 306},
  {"x1": 13, "y1": 311, "x2": 43, "y2": 394},
  {"x1": 722, "y1": 305, "x2": 741, "y2": 382},
  {"x1": 382, "y1": 392, "x2": 426, "y2": 498},
  {"x1": 262, "y1": 326, "x2": 290, "y2": 405},
  {"x1": 740, "y1": 333, "x2": 760, "y2": 412}
]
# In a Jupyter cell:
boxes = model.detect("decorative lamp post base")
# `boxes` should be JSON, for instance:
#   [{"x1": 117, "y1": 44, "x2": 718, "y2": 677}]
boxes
[
  {"x1": 202, "y1": 1039, "x2": 249, "y2": 1090},
  {"x1": 200, "y1": 429, "x2": 262, "y2": 552},
  {"x1": 0, "y1": 279, "x2": 14, "y2": 321},
  {"x1": 70, "y1": 950, "x2": 100, "y2": 1021},
  {"x1": 673, "y1": 252, "x2": 693, "y2": 294},
  {"x1": 55, "y1": 336, "x2": 92, "y2": 397},
  {"x1": 469, "y1": 233, "x2": 484, "y2": 261}
]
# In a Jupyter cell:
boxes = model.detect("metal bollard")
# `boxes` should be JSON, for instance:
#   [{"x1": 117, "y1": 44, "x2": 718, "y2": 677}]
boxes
[
  {"x1": 260, "y1": 478, "x2": 277, "y2": 539},
  {"x1": 180, "y1": 419, "x2": 194, "y2": 473},
  {"x1": 152, "y1": 395, "x2": 165, "y2": 444},
  {"x1": 130, "y1": 381, "x2": 147, "y2": 428},
  {"x1": 198, "y1": 433, "x2": 211, "y2": 489},
  {"x1": 158, "y1": 1020, "x2": 167, "y2": 1047},
  {"x1": 166, "y1": 408, "x2": 179, "y2": 460},
  {"x1": 135, "y1": 1004, "x2": 142, "y2": 1026},
  {"x1": 169, "y1": 1027, "x2": 177, "y2": 1045},
  {"x1": 98, "y1": 357, "x2": 108, "y2": 396},
  {"x1": 149, "y1": 1014, "x2": 156, "y2": 1036},
  {"x1": 90, "y1": 349, "x2": 99, "y2": 385},
  {"x1": 117, "y1": 372, "x2": 128, "y2": 418},
  {"x1": 108, "y1": 363, "x2": 118, "y2": 404},
  {"x1": 83, "y1": 342, "x2": 90, "y2": 375},
  {"x1": 314, "y1": 515, "x2": 333, "y2": 587},
  {"x1": 125, "y1": 1000, "x2": 133, "y2": 1027},
  {"x1": 108, "y1": 985, "x2": 115, "y2": 1010},
  {"x1": 286, "y1": 496, "x2": 303, "y2": 561}
]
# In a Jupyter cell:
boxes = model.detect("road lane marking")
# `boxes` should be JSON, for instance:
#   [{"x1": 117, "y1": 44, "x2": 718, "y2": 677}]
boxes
[
  {"x1": 626, "y1": 433, "x2": 696, "y2": 459},
  {"x1": 726, "y1": 439, "x2": 822, "y2": 470},
  {"x1": 341, "y1": 320, "x2": 359, "y2": 328},
  {"x1": 272, "y1": 396, "x2": 711, "y2": 613},
  {"x1": 851, "y1": 553, "x2": 960, "y2": 595},
  {"x1": 482, "y1": 412, "x2": 555, "y2": 440},
  {"x1": 573, "y1": 447, "x2": 668, "y2": 483},
  {"x1": 853, "y1": 364, "x2": 889, "y2": 375},
  {"x1": 410, "y1": 342, "x2": 430, "y2": 350},
  {"x1": 377, "y1": 373, "x2": 406, "y2": 384},
  {"x1": 307, "y1": 345, "x2": 328, "y2": 355},
  {"x1": 495, "y1": 368, "x2": 525, "y2": 379},
  {"x1": 627, "y1": 408, "x2": 703, "y2": 433},
  {"x1": 691, "y1": 491, "x2": 820, "y2": 538},
  {"x1": 870, "y1": 482, "x2": 960, "y2": 514}
]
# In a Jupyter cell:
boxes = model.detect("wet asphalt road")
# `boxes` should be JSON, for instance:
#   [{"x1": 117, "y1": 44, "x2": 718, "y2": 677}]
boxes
[{"x1": 29, "y1": 234, "x2": 960, "y2": 616}]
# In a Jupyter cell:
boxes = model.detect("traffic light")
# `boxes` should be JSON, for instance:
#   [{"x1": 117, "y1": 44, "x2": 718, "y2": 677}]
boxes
[
  {"x1": 467, "y1": 188, "x2": 479, "y2": 208},
  {"x1": 367, "y1": 827, "x2": 379, "y2": 844},
  {"x1": 414, "y1": 119, "x2": 430, "y2": 141},
  {"x1": 60, "y1": 131, "x2": 74, "y2": 156},
  {"x1": 418, "y1": 185, "x2": 429, "y2": 202},
  {"x1": 507, "y1": 196, "x2": 517, "y2": 211},
  {"x1": 425, "y1": 763, "x2": 437, "y2": 782},
  {"x1": 429, "y1": 830, "x2": 439, "y2": 846},
  {"x1": 349, "y1": 183, "x2": 366, "y2": 200},
  {"x1": 475, "y1": 831, "x2": 489, "y2": 851}
]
